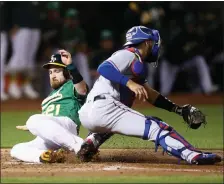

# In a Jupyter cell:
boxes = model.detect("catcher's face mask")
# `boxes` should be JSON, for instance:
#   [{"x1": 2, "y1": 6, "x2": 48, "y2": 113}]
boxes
[
  {"x1": 123, "y1": 26, "x2": 161, "y2": 67},
  {"x1": 146, "y1": 30, "x2": 161, "y2": 67},
  {"x1": 49, "y1": 67, "x2": 66, "y2": 89}
]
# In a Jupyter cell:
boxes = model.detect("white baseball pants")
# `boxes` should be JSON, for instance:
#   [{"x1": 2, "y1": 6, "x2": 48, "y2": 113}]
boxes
[
  {"x1": 79, "y1": 95, "x2": 200, "y2": 163},
  {"x1": 10, "y1": 114, "x2": 83, "y2": 163}
]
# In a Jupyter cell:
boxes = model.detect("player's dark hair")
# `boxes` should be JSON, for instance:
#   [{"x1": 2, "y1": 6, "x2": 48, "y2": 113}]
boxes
[{"x1": 63, "y1": 69, "x2": 72, "y2": 80}]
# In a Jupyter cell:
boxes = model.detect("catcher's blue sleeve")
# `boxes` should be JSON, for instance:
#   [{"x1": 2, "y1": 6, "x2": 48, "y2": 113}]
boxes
[{"x1": 97, "y1": 61, "x2": 129, "y2": 86}]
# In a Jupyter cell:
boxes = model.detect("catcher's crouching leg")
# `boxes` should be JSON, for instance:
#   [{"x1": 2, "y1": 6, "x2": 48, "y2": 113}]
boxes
[
  {"x1": 145, "y1": 116, "x2": 221, "y2": 165},
  {"x1": 77, "y1": 116, "x2": 163, "y2": 162}
]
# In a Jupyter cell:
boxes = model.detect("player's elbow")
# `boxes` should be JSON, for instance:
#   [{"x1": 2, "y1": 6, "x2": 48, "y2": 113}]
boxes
[
  {"x1": 97, "y1": 61, "x2": 110, "y2": 75},
  {"x1": 97, "y1": 63, "x2": 104, "y2": 74},
  {"x1": 77, "y1": 87, "x2": 88, "y2": 96},
  {"x1": 74, "y1": 81, "x2": 88, "y2": 96}
]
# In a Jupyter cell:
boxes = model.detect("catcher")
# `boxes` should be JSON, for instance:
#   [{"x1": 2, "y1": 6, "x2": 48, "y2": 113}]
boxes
[
  {"x1": 77, "y1": 26, "x2": 222, "y2": 165},
  {"x1": 10, "y1": 50, "x2": 87, "y2": 163}
]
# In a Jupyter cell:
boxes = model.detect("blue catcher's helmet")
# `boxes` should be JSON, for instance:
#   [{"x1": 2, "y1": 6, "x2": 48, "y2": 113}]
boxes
[{"x1": 123, "y1": 26, "x2": 161, "y2": 65}]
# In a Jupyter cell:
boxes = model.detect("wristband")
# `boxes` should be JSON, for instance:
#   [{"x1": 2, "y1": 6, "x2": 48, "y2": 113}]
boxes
[
  {"x1": 67, "y1": 64, "x2": 83, "y2": 84},
  {"x1": 67, "y1": 64, "x2": 76, "y2": 70},
  {"x1": 153, "y1": 94, "x2": 177, "y2": 112}
]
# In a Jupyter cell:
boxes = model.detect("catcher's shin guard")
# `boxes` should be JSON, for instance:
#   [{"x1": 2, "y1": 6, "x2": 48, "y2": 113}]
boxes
[
  {"x1": 39, "y1": 148, "x2": 67, "y2": 163},
  {"x1": 145, "y1": 116, "x2": 200, "y2": 163}
]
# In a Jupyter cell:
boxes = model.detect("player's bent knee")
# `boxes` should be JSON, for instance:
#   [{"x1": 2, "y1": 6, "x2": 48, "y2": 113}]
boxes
[{"x1": 26, "y1": 114, "x2": 43, "y2": 129}]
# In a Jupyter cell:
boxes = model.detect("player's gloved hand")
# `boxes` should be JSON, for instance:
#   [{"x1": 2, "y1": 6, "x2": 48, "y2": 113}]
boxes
[
  {"x1": 58, "y1": 49, "x2": 72, "y2": 65},
  {"x1": 173, "y1": 104, "x2": 207, "y2": 129},
  {"x1": 126, "y1": 80, "x2": 148, "y2": 101},
  {"x1": 16, "y1": 125, "x2": 28, "y2": 131}
]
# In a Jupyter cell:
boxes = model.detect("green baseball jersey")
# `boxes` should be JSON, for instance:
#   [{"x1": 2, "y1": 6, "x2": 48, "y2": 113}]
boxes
[{"x1": 41, "y1": 80, "x2": 85, "y2": 126}]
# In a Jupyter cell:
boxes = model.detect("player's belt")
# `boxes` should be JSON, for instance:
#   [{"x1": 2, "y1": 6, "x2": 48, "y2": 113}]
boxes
[{"x1": 93, "y1": 95, "x2": 106, "y2": 102}]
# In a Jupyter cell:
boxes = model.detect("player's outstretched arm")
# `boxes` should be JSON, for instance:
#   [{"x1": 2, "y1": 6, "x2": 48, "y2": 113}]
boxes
[
  {"x1": 58, "y1": 49, "x2": 88, "y2": 96},
  {"x1": 143, "y1": 83, "x2": 206, "y2": 129}
]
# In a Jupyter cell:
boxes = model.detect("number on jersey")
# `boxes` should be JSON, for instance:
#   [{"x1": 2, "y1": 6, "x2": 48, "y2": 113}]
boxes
[{"x1": 44, "y1": 104, "x2": 61, "y2": 115}]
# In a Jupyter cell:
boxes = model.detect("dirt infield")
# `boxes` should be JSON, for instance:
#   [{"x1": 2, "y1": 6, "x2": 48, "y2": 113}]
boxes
[
  {"x1": 1, "y1": 148, "x2": 223, "y2": 177},
  {"x1": 1, "y1": 94, "x2": 223, "y2": 179}
]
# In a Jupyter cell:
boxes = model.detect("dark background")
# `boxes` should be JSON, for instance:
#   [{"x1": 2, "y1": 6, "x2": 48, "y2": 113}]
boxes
[{"x1": 2, "y1": 1, "x2": 224, "y2": 97}]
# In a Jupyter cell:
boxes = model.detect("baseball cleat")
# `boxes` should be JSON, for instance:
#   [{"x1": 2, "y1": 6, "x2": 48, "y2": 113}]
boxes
[
  {"x1": 39, "y1": 148, "x2": 67, "y2": 163},
  {"x1": 191, "y1": 152, "x2": 222, "y2": 165},
  {"x1": 77, "y1": 139, "x2": 99, "y2": 162}
]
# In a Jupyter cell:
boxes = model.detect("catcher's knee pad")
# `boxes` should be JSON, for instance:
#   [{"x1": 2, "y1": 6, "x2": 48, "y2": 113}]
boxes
[
  {"x1": 142, "y1": 116, "x2": 163, "y2": 140},
  {"x1": 143, "y1": 118, "x2": 151, "y2": 140},
  {"x1": 153, "y1": 119, "x2": 196, "y2": 159}
]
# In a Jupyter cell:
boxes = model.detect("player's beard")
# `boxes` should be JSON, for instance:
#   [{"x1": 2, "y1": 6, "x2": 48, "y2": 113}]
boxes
[{"x1": 50, "y1": 80, "x2": 64, "y2": 89}]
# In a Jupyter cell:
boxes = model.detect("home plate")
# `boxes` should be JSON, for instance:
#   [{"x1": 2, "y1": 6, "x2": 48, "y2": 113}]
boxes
[
  {"x1": 103, "y1": 165, "x2": 121, "y2": 171},
  {"x1": 102, "y1": 165, "x2": 145, "y2": 171},
  {"x1": 4, "y1": 160, "x2": 41, "y2": 165},
  {"x1": 24, "y1": 162, "x2": 41, "y2": 165}
]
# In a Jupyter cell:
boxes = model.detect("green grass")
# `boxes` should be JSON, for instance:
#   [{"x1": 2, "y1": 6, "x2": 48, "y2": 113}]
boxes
[
  {"x1": 1, "y1": 175, "x2": 223, "y2": 183},
  {"x1": 1, "y1": 105, "x2": 223, "y2": 149}
]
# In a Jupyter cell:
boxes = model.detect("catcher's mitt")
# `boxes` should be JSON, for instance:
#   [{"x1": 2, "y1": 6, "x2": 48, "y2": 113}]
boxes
[{"x1": 181, "y1": 104, "x2": 207, "y2": 129}]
